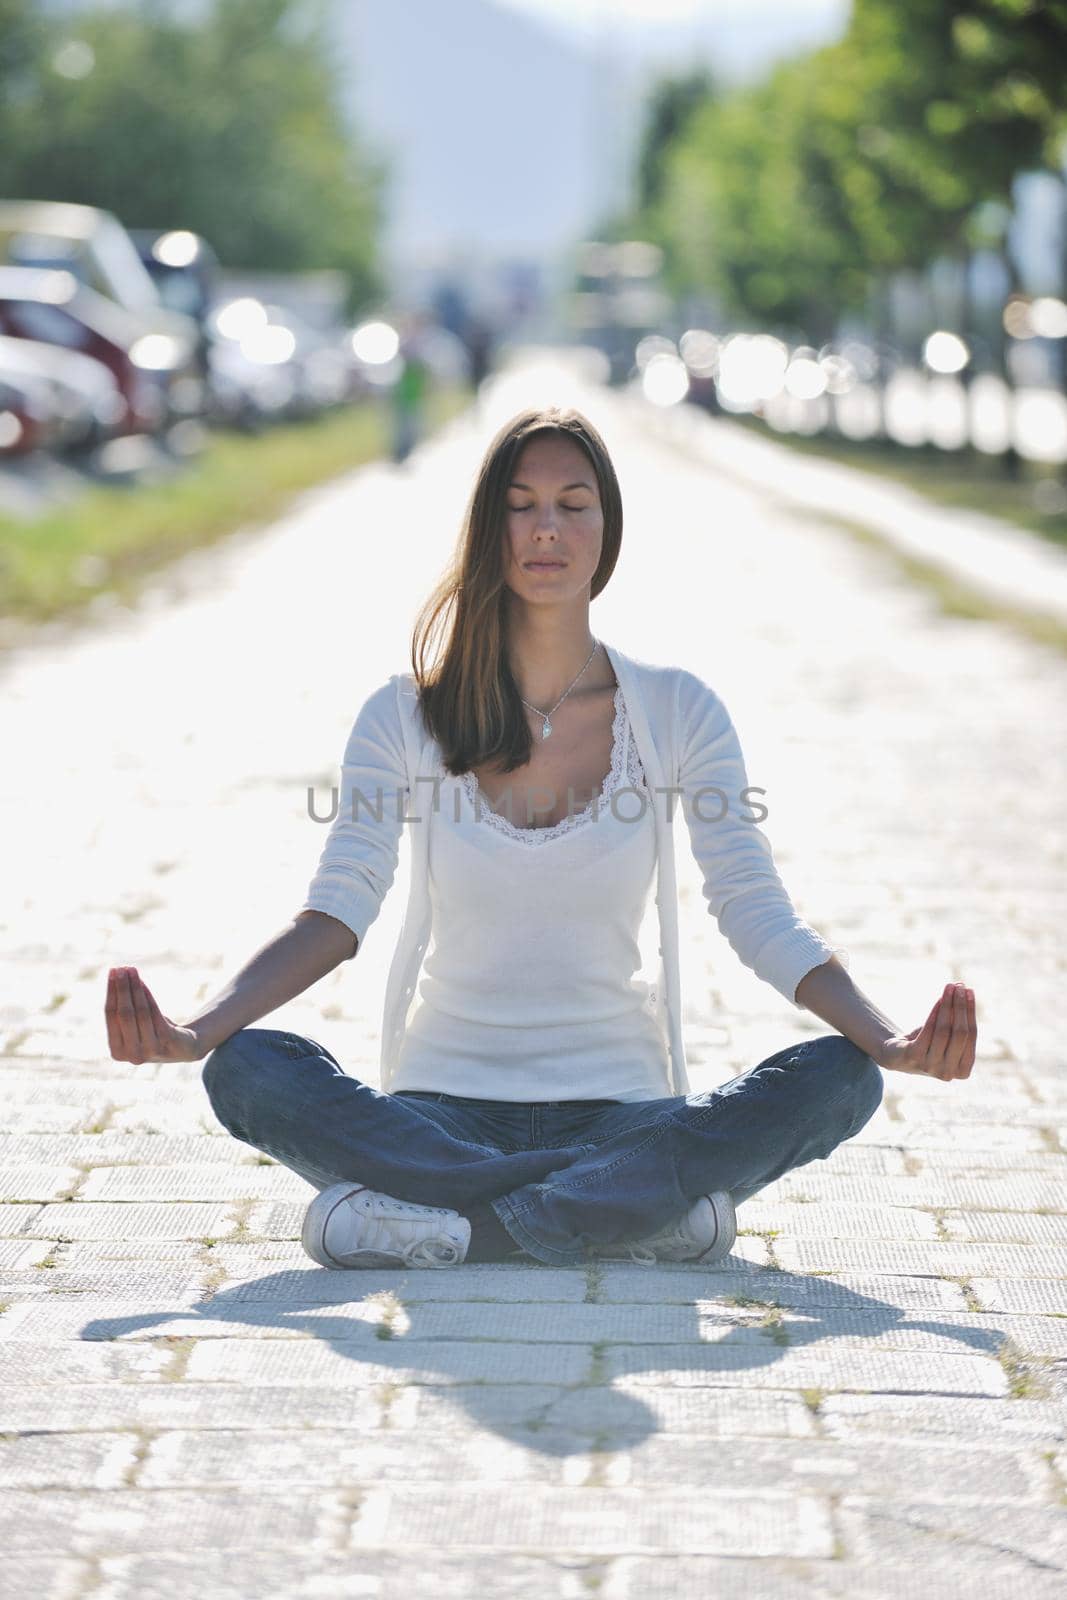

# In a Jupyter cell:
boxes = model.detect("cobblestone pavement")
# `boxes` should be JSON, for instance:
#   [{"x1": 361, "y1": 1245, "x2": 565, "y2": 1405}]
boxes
[{"x1": 1, "y1": 360, "x2": 1065, "y2": 1598}]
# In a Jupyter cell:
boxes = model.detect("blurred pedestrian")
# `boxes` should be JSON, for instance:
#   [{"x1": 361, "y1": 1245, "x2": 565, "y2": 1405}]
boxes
[{"x1": 390, "y1": 319, "x2": 431, "y2": 464}]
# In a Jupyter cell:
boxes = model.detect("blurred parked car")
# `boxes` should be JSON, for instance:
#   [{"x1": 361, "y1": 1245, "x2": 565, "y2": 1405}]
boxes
[
  {"x1": 204, "y1": 296, "x2": 363, "y2": 425},
  {"x1": 129, "y1": 227, "x2": 218, "y2": 379},
  {"x1": 0, "y1": 333, "x2": 124, "y2": 453},
  {"x1": 0, "y1": 200, "x2": 203, "y2": 427},
  {"x1": 0, "y1": 373, "x2": 61, "y2": 456},
  {"x1": 0, "y1": 266, "x2": 199, "y2": 437}
]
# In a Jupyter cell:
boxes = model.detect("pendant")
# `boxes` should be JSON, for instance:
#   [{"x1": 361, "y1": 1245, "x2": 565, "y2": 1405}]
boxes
[{"x1": 541, "y1": 719, "x2": 552, "y2": 739}]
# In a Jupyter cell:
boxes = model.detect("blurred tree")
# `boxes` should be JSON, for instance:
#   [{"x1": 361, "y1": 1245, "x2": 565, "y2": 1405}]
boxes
[
  {"x1": 640, "y1": 0, "x2": 1067, "y2": 334},
  {"x1": 0, "y1": 0, "x2": 387, "y2": 314},
  {"x1": 636, "y1": 67, "x2": 717, "y2": 213},
  {"x1": 815, "y1": 0, "x2": 1067, "y2": 275},
  {"x1": 0, "y1": 0, "x2": 48, "y2": 152},
  {"x1": 652, "y1": 57, "x2": 869, "y2": 341}
]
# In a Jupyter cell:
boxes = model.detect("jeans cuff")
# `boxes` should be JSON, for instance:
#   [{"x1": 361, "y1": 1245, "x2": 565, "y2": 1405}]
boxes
[{"x1": 491, "y1": 1196, "x2": 588, "y2": 1268}]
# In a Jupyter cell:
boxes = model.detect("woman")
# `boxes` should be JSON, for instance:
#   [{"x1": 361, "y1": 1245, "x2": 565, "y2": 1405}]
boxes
[{"x1": 106, "y1": 406, "x2": 978, "y2": 1271}]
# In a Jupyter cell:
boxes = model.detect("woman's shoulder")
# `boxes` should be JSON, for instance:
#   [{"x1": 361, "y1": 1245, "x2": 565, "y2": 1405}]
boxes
[
  {"x1": 345, "y1": 672, "x2": 423, "y2": 742},
  {"x1": 611, "y1": 645, "x2": 719, "y2": 713}
]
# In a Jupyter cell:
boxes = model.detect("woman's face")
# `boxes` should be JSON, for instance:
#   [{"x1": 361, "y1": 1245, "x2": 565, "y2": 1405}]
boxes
[{"x1": 502, "y1": 433, "x2": 604, "y2": 605}]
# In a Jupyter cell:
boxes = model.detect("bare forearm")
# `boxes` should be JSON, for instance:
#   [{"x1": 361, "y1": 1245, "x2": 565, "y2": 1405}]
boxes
[
  {"x1": 794, "y1": 955, "x2": 900, "y2": 1067},
  {"x1": 180, "y1": 910, "x2": 358, "y2": 1056}
]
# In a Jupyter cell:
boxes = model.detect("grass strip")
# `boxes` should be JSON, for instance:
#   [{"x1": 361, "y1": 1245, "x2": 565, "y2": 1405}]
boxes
[
  {"x1": 0, "y1": 387, "x2": 470, "y2": 627},
  {"x1": 733, "y1": 413, "x2": 1067, "y2": 551}
]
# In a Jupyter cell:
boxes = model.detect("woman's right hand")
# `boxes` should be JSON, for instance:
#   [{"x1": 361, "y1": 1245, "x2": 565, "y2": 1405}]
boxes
[{"x1": 106, "y1": 967, "x2": 204, "y2": 1064}]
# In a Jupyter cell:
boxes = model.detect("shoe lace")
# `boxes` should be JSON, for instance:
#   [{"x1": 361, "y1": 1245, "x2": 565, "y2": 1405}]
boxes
[
  {"x1": 622, "y1": 1243, "x2": 658, "y2": 1267},
  {"x1": 400, "y1": 1234, "x2": 462, "y2": 1268}
]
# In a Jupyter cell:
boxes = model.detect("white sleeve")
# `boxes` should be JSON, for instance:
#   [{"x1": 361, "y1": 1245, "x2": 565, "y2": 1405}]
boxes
[
  {"x1": 676, "y1": 670, "x2": 846, "y2": 1006},
  {"x1": 299, "y1": 676, "x2": 408, "y2": 954}
]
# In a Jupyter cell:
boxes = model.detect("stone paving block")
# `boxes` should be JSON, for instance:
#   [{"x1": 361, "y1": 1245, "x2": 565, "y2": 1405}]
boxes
[
  {"x1": 1, "y1": 1487, "x2": 334, "y2": 1557},
  {"x1": 772, "y1": 1238, "x2": 1067, "y2": 1277},
  {"x1": 0, "y1": 1167, "x2": 83, "y2": 1203},
  {"x1": 602, "y1": 1268, "x2": 969, "y2": 1314},
  {"x1": 943, "y1": 1314, "x2": 1067, "y2": 1359},
  {"x1": 939, "y1": 1210, "x2": 1067, "y2": 1245},
  {"x1": 768, "y1": 1172, "x2": 1067, "y2": 1211},
  {"x1": 0, "y1": 1134, "x2": 242, "y2": 1166},
  {"x1": 968, "y1": 1278, "x2": 1067, "y2": 1314},
  {"x1": 886, "y1": 1122, "x2": 1049, "y2": 1152},
  {"x1": 0, "y1": 1298, "x2": 380, "y2": 1344},
  {"x1": 92, "y1": 1549, "x2": 606, "y2": 1600},
  {"x1": 0, "y1": 1382, "x2": 394, "y2": 1434},
  {"x1": 391, "y1": 1303, "x2": 773, "y2": 1346},
  {"x1": 794, "y1": 1144, "x2": 910, "y2": 1175},
  {"x1": 0, "y1": 1268, "x2": 208, "y2": 1302},
  {"x1": 243, "y1": 1200, "x2": 311, "y2": 1238},
  {"x1": 347, "y1": 1483, "x2": 834, "y2": 1558},
  {"x1": 837, "y1": 1495, "x2": 1067, "y2": 1572},
  {"x1": 137, "y1": 1426, "x2": 574, "y2": 1490},
  {"x1": 19, "y1": 1202, "x2": 240, "y2": 1240},
  {"x1": 612, "y1": 1554, "x2": 1067, "y2": 1600},
  {"x1": 890, "y1": 1101, "x2": 1059, "y2": 1128},
  {"x1": 223, "y1": 1263, "x2": 592, "y2": 1302},
  {"x1": 590, "y1": 1261, "x2": 787, "y2": 1305},
  {"x1": 1008, "y1": 1071, "x2": 1067, "y2": 1108},
  {"x1": 760, "y1": 1310, "x2": 1011, "y2": 1360},
  {"x1": 105, "y1": 1104, "x2": 219, "y2": 1135},
  {"x1": 407, "y1": 1383, "x2": 821, "y2": 1440},
  {"x1": 0, "y1": 1204, "x2": 43, "y2": 1237},
  {"x1": 186, "y1": 1338, "x2": 593, "y2": 1387},
  {"x1": 0, "y1": 1557, "x2": 92, "y2": 1600},
  {"x1": 820, "y1": 1392, "x2": 1067, "y2": 1446},
  {"x1": 767, "y1": 1306, "x2": 1067, "y2": 1361},
  {"x1": 0, "y1": 1078, "x2": 164, "y2": 1107},
  {"x1": 0, "y1": 1430, "x2": 139, "y2": 1489},
  {"x1": 179, "y1": 1235, "x2": 316, "y2": 1273},
  {"x1": 915, "y1": 1151, "x2": 1067, "y2": 1176},
  {"x1": 0, "y1": 1341, "x2": 169, "y2": 1385},
  {"x1": 79, "y1": 1163, "x2": 308, "y2": 1202},
  {"x1": 602, "y1": 1344, "x2": 1007, "y2": 1397},
  {"x1": 737, "y1": 1202, "x2": 941, "y2": 1240},
  {"x1": 592, "y1": 1431, "x2": 1053, "y2": 1502},
  {"x1": 0, "y1": 1105, "x2": 113, "y2": 1134},
  {"x1": 0, "y1": 1238, "x2": 52, "y2": 1267},
  {"x1": 59, "y1": 1241, "x2": 223, "y2": 1267}
]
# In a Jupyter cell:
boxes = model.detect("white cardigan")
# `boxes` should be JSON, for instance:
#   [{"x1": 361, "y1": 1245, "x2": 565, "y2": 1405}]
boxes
[{"x1": 300, "y1": 639, "x2": 844, "y2": 1096}]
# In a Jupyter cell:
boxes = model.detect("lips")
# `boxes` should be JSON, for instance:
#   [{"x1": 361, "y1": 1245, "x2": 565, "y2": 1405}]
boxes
[{"x1": 524, "y1": 560, "x2": 565, "y2": 568}]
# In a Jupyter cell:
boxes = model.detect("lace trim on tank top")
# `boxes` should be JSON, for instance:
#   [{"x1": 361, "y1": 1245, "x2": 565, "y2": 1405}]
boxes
[{"x1": 460, "y1": 686, "x2": 650, "y2": 846}]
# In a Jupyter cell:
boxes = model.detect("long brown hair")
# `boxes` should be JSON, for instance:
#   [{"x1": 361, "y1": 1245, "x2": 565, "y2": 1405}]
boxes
[{"x1": 410, "y1": 406, "x2": 623, "y2": 777}]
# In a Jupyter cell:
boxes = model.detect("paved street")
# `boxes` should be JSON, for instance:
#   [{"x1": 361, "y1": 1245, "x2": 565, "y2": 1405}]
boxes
[{"x1": 1, "y1": 357, "x2": 1066, "y2": 1598}]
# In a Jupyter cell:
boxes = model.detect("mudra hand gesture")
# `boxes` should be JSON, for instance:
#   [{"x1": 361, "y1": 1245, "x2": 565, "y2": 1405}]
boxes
[
  {"x1": 877, "y1": 983, "x2": 976, "y2": 1080},
  {"x1": 106, "y1": 967, "x2": 202, "y2": 1064}
]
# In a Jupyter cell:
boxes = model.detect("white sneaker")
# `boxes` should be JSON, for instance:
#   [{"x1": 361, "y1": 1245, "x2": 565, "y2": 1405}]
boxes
[
  {"x1": 592, "y1": 1192, "x2": 736, "y2": 1267},
  {"x1": 302, "y1": 1183, "x2": 471, "y2": 1269}
]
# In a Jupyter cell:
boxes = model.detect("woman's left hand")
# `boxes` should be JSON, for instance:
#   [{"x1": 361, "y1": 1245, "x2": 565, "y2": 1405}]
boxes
[{"x1": 875, "y1": 983, "x2": 977, "y2": 1080}]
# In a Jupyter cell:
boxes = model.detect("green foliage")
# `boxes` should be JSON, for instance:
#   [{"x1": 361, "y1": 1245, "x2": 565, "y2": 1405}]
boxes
[
  {"x1": 636, "y1": 67, "x2": 718, "y2": 213},
  {"x1": 635, "y1": 0, "x2": 1067, "y2": 330},
  {"x1": 0, "y1": 0, "x2": 386, "y2": 313}
]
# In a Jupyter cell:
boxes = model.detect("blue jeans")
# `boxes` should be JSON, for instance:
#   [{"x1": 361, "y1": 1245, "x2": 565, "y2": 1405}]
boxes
[{"x1": 201, "y1": 1030, "x2": 883, "y2": 1267}]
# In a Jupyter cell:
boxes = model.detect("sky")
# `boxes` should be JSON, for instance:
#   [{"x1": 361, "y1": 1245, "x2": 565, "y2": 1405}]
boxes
[
  {"x1": 330, "y1": 0, "x2": 853, "y2": 292},
  {"x1": 493, "y1": 0, "x2": 852, "y2": 79}
]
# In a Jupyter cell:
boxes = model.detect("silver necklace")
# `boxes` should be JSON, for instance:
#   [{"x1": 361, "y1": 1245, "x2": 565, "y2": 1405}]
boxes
[{"x1": 518, "y1": 639, "x2": 600, "y2": 740}]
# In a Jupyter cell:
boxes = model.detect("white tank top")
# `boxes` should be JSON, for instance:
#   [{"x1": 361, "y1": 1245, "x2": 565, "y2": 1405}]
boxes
[{"x1": 391, "y1": 686, "x2": 673, "y2": 1102}]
